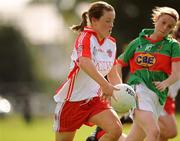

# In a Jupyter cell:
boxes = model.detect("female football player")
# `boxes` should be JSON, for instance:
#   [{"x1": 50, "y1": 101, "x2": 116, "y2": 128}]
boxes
[
  {"x1": 117, "y1": 6, "x2": 180, "y2": 141},
  {"x1": 53, "y1": 1, "x2": 123, "y2": 141}
]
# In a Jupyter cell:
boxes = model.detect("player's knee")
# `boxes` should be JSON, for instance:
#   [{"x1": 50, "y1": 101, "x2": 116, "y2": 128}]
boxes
[
  {"x1": 171, "y1": 132, "x2": 177, "y2": 138},
  {"x1": 161, "y1": 126, "x2": 178, "y2": 138},
  {"x1": 108, "y1": 131, "x2": 122, "y2": 141},
  {"x1": 167, "y1": 129, "x2": 178, "y2": 138}
]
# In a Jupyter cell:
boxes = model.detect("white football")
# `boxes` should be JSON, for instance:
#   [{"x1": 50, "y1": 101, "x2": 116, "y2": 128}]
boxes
[{"x1": 111, "y1": 83, "x2": 136, "y2": 114}]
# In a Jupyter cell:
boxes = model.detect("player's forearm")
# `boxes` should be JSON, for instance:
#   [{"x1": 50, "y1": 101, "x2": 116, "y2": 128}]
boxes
[
  {"x1": 116, "y1": 64, "x2": 123, "y2": 79},
  {"x1": 78, "y1": 57, "x2": 109, "y2": 88},
  {"x1": 163, "y1": 74, "x2": 178, "y2": 88},
  {"x1": 107, "y1": 65, "x2": 122, "y2": 85},
  {"x1": 163, "y1": 62, "x2": 180, "y2": 87}
]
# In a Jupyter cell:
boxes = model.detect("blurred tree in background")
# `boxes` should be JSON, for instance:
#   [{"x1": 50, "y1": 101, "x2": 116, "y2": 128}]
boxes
[{"x1": 0, "y1": 25, "x2": 34, "y2": 84}]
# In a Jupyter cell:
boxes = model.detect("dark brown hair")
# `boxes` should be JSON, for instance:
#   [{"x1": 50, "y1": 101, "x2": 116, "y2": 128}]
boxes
[{"x1": 71, "y1": 1, "x2": 114, "y2": 32}]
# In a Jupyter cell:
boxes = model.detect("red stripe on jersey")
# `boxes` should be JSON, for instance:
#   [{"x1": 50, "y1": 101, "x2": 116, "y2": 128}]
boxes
[
  {"x1": 66, "y1": 62, "x2": 80, "y2": 100},
  {"x1": 68, "y1": 62, "x2": 79, "y2": 79},
  {"x1": 108, "y1": 36, "x2": 116, "y2": 43},
  {"x1": 75, "y1": 32, "x2": 91, "y2": 58},
  {"x1": 55, "y1": 79, "x2": 68, "y2": 94},
  {"x1": 144, "y1": 36, "x2": 163, "y2": 43},
  {"x1": 113, "y1": 59, "x2": 118, "y2": 65},
  {"x1": 66, "y1": 74, "x2": 76, "y2": 101},
  {"x1": 68, "y1": 73, "x2": 76, "y2": 99},
  {"x1": 171, "y1": 57, "x2": 180, "y2": 62},
  {"x1": 55, "y1": 62, "x2": 79, "y2": 100}
]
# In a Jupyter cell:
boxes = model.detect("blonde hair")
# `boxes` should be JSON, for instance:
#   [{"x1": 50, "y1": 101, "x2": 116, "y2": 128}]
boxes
[
  {"x1": 151, "y1": 7, "x2": 179, "y2": 24},
  {"x1": 172, "y1": 20, "x2": 180, "y2": 40}
]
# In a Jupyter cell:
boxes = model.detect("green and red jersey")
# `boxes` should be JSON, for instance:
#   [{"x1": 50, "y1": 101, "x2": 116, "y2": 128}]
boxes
[{"x1": 118, "y1": 29, "x2": 180, "y2": 105}]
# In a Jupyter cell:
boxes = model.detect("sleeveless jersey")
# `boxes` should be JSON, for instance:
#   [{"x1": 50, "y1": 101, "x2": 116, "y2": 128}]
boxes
[
  {"x1": 118, "y1": 29, "x2": 180, "y2": 105},
  {"x1": 54, "y1": 26, "x2": 116, "y2": 102}
]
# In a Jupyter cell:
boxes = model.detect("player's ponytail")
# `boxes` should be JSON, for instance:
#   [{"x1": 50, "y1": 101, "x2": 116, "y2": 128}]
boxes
[{"x1": 71, "y1": 12, "x2": 88, "y2": 32}]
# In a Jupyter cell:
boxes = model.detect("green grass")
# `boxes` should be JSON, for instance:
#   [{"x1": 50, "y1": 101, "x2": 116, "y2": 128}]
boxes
[
  {"x1": 0, "y1": 114, "x2": 180, "y2": 141},
  {"x1": 0, "y1": 115, "x2": 54, "y2": 141}
]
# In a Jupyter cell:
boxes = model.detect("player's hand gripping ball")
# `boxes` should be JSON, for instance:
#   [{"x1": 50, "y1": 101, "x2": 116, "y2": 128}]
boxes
[{"x1": 111, "y1": 83, "x2": 136, "y2": 114}]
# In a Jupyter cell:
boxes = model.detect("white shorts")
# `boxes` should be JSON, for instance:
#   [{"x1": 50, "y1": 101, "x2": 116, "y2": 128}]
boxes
[
  {"x1": 134, "y1": 83, "x2": 164, "y2": 119},
  {"x1": 160, "y1": 109, "x2": 168, "y2": 116}
]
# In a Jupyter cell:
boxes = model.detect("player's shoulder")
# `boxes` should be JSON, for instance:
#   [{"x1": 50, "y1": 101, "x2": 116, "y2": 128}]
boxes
[
  {"x1": 126, "y1": 37, "x2": 139, "y2": 49},
  {"x1": 80, "y1": 30, "x2": 92, "y2": 37},
  {"x1": 82, "y1": 26, "x2": 95, "y2": 36},
  {"x1": 107, "y1": 36, "x2": 116, "y2": 43},
  {"x1": 76, "y1": 30, "x2": 92, "y2": 42},
  {"x1": 165, "y1": 36, "x2": 180, "y2": 48}
]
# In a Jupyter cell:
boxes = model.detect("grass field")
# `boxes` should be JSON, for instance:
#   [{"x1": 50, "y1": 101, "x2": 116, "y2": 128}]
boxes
[{"x1": 0, "y1": 114, "x2": 180, "y2": 141}]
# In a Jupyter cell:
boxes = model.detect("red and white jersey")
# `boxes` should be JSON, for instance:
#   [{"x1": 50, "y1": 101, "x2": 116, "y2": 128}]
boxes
[{"x1": 54, "y1": 26, "x2": 117, "y2": 102}]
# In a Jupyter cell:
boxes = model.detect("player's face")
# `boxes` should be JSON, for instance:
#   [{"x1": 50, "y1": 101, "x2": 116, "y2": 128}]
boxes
[
  {"x1": 154, "y1": 14, "x2": 176, "y2": 37},
  {"x1": 92, "y1": 10, "x2": 115, "y2": 40}
]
